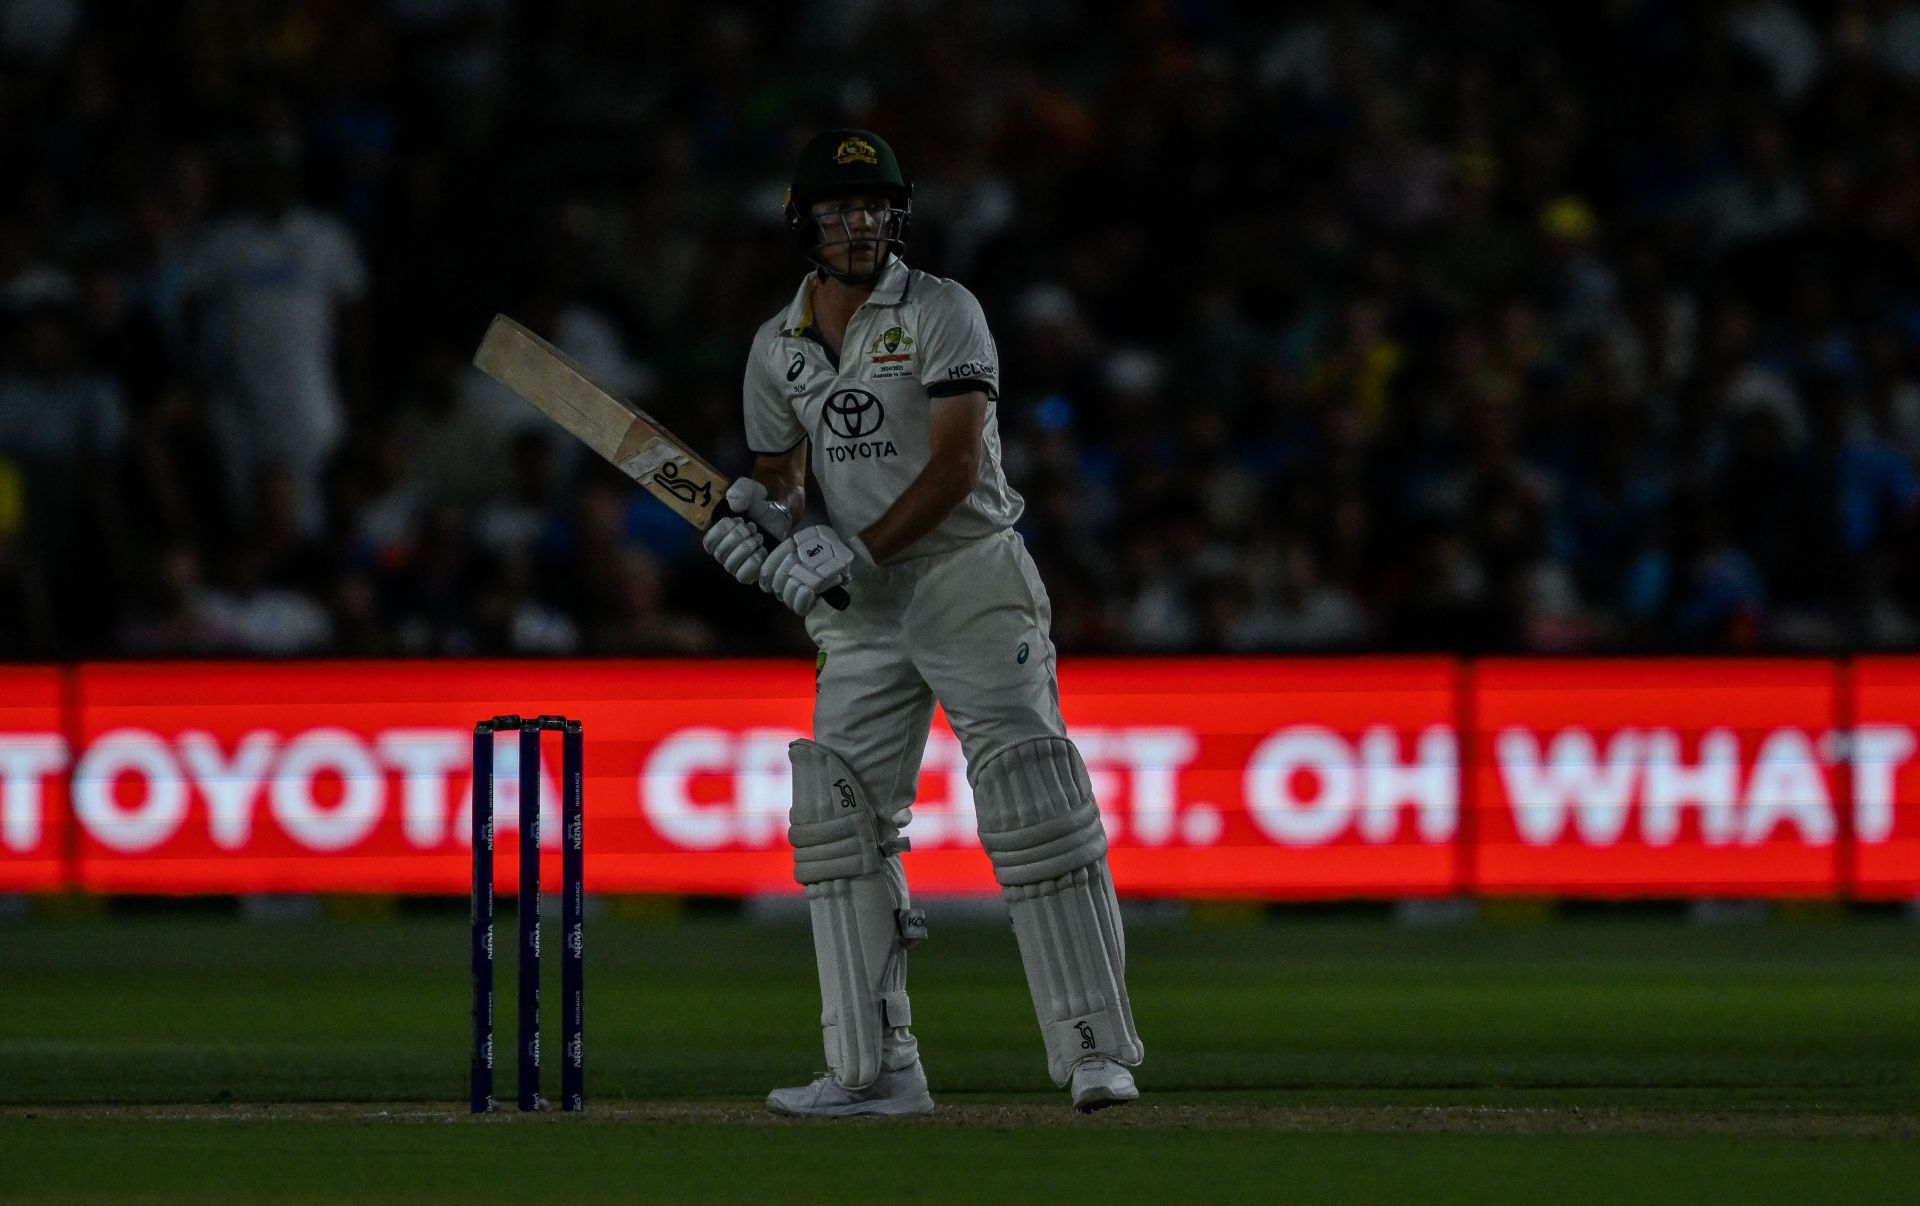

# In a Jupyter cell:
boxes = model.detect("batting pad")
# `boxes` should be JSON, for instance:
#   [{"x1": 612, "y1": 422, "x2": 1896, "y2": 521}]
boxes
[
  {"x1": 975, "y1": 737, "x2": 1143, "y2": 1084},
  {"x1": 975, "y1": 736, "x2": 1109, "y2": 886},
  {"x1": 788, "y1": 739, "x2": 925, "y2": 1088}
]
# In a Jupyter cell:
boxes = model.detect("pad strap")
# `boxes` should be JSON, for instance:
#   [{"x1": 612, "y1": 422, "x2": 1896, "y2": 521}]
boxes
[
  {"x1": 789, "y1": 814, "x2": 882, "y2": 883},
  {"x1": 882, "y1": 990, "x2": 912, "y2": 1028}
]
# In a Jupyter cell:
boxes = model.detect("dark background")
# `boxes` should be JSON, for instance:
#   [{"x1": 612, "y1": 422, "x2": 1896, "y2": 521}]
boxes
[{"x1": 1, "y1": 0, "x2": 1916, "y2": 661}]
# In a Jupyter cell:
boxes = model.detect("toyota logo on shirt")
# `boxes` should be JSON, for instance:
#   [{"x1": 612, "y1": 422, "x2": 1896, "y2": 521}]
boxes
[{"x1": 823, "y1": 389, "x2": 885, "y2": 439}]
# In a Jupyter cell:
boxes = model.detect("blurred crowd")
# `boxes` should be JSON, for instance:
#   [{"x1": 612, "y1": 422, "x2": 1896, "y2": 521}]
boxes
[{"x1": 2, "y1": 0, "x2": 1918, "y2": 660}]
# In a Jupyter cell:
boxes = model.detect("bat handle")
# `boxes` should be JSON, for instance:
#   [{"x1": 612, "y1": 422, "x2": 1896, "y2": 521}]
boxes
[{"x1": 722, "y1": 504, "x2": 852, "y2": 611}]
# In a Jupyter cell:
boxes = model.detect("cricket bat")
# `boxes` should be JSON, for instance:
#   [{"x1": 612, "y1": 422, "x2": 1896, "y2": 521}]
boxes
[{"x1": 472, "y1": 314, "x2": 849, "y2": 610}]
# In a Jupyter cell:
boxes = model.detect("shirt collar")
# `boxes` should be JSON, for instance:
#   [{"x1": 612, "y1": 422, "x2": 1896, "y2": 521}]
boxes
[
  {"x1": 867, "y1": 256, "x2": 909, "y2": 305},
  {"x1": 779, "y1": 257, "x2": 910, "y2": 336}
]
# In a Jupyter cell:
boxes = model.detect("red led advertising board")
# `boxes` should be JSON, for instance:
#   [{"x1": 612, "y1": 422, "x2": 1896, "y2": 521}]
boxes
[
  {"x1": 0, "y1": 667, "x2": 68, "y2": 891},
  {"x1": 1, "y1": 657, "x2": 1916, "y2": 899},
  {"x1": 1469, "y1": 661, "x2": 1846, "y2": 896},
  {"x1": 19, "y1": 658, "x2": 1460, "y2": 897},
  {"x1": 1003, "y1": 658, "x2": 1460, "y2": 898},
  {"x1": 1851, "y1": 659, "x2": 1920, "y2": 899},
  {"x1": 67, "y1": 660, "x2": 817, "y2": 894}
]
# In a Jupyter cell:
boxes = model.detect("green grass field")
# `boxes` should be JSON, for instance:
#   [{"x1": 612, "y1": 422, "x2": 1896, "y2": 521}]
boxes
[{"x1": 1, "y1": 906, "x2": 1917, "y2": 1202}]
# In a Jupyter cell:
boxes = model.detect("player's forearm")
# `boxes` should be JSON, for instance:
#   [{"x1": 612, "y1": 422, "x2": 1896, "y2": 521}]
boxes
[
  {"x1": 858, "y1": 392, "x2": 988, "y2": 562},
  {"x1": 857, "y1": 456, "x2": 977, "y2": 563}
]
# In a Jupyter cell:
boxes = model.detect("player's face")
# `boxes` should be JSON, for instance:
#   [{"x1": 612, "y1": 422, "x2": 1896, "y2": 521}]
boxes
[{"x1": 810, "y1": 193, "x2": 891, "y2": 277}]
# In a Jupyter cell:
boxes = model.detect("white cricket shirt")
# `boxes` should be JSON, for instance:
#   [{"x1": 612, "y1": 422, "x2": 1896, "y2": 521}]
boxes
[{"x1": 742, "y1": 258, "x2": 1023, "y2": 559}]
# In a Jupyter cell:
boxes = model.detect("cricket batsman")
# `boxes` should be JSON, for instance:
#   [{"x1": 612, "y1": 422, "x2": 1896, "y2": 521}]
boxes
[{"x1": 702, "y1": 129, "x2": 1144, "y2": 1116}]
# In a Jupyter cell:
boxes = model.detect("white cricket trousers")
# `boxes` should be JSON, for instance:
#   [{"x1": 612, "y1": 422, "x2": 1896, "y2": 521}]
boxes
[{"x1": 805, "y1": 528, "x2": 1068, "y2": 843}]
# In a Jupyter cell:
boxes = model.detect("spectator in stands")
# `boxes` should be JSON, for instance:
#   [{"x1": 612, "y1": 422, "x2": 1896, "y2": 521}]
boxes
[
  {"x1": 183, "y1": 134, "x2": 369, "y2": 535},
  {"x1": 0, "y1": 0, "x2": 1912, "y2": 660}
]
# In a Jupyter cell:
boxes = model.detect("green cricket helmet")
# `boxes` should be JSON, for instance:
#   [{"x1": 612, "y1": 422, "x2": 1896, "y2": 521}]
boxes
[{"x1": 783, "y1": 128, "x2": 912, "y2": 283}]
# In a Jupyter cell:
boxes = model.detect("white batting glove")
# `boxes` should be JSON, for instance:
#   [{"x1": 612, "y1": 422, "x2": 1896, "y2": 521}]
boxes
[
  {"x1": 701, "y1": 479, "x2": 792, "y2": 585},
  {"x1": 760, "y1": 524, "x2": 872, "y2": 616}
]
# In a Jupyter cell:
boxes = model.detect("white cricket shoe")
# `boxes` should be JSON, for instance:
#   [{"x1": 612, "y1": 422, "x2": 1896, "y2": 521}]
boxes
[
  {"x1": 1069, "y1": 1057, "x2": 1139, "y2": 1113},
  {"x1": 766, "y1": 1060, "x2": 936, "y2": 1118}
]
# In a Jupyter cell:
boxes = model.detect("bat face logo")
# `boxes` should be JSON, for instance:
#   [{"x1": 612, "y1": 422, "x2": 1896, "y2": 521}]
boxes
[
  {"x1": 823, "y1": 389, "x2": 885, "y2": 439},
  {"x1": 651, "y1": 460, "x2": 713, "y2": 508}
]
